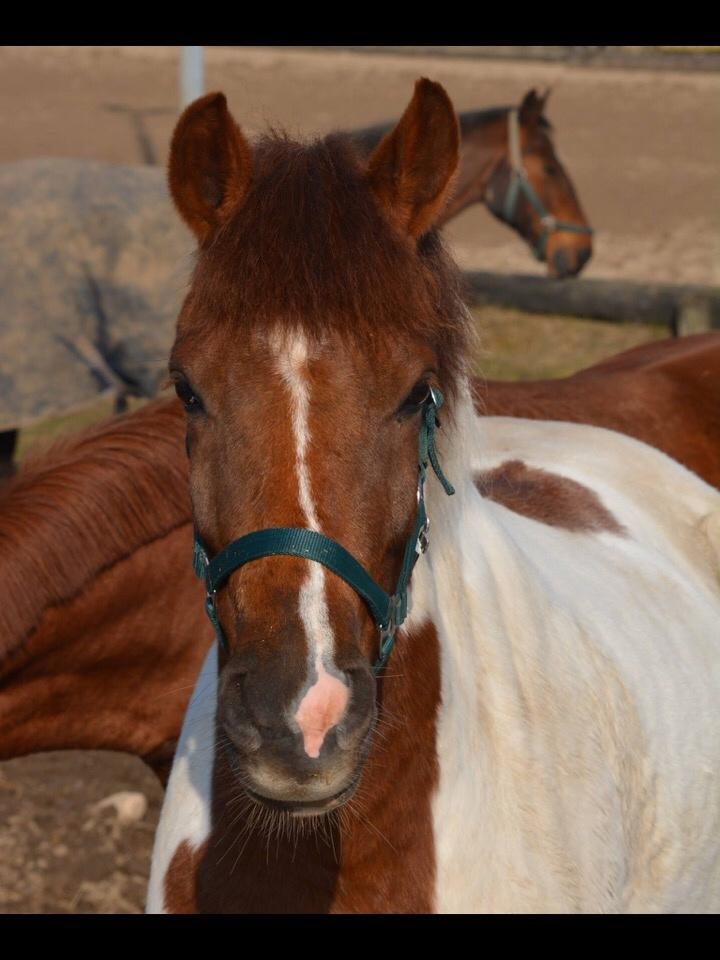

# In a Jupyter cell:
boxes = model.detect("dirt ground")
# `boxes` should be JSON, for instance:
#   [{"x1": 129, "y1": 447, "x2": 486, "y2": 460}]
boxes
[
  {"x1": 0, "y1": 46, "x2": 718, "y2": 914},
  {"x1": 0, "y1": 45, "x2": 718, "y2": 284}
]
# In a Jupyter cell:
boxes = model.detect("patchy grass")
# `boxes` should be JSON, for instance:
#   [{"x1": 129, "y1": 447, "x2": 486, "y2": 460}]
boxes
[
  {"x1": 15, "y1": 310, "x2": 669, "y2": 459},
  {"x1": 469, "y1": 306, "x2": 667, "y2": 381},
  {"x1": 17, "y1": 397, "x2": 150, "y2": 459}
]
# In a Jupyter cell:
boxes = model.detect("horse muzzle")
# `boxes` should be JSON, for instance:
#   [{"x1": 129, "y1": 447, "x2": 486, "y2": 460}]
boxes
[
  {"x1": 218, "y1": 651, "x2": 376, "y2": 816},
  {"x1": 549, "y1": 243, "x2": 592, "y2": 278}
]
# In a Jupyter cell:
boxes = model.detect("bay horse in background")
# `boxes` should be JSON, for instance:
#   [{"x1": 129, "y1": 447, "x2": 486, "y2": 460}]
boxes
[
  {"x1": 141, "y1": 82, "x2": 720, "y2": 912},
  {"x1": 351, "y1": 88, "x2": 593, "y2": 279},
  {"x1": 2, "y1": 334, "x2": 720, "y2": 788}
]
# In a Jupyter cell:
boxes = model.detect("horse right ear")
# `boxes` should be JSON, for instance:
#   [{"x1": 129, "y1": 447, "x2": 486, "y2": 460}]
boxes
[{"x1": 168, "y1": 92, "x2": 252, "y2": 244}]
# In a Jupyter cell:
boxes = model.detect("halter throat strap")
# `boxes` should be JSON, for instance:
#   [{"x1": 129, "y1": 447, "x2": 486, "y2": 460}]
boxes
[
  {"x1": 192, "y1": 388, "x2": 455, "y2": 674},
  {"x1": 503, "y1": 108, "x2": 593, "y2": 261}
]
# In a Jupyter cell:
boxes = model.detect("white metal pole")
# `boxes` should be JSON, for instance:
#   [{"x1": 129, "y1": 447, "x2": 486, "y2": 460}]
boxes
[{"x1": 179, "y1": 46, "x2": 204, "y2": 110}]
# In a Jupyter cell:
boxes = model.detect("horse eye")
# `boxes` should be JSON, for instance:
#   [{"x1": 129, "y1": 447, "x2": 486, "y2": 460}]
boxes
[
  {"x1": 397, "y1": 380, "x2": 431, "y2": 419},
  {"x1": 174, "y1": 378, "x2": 203, "y2": 414},
  {"x1": 544, "y1": 163, "x2": 558, "y2": 176}
]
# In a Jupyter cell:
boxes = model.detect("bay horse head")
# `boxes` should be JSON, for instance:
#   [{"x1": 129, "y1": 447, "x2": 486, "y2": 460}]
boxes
[
  {"x1": 482, "y1": 88, "x2": 593, "y2": 278},
  {"x1": 167, "y1": 80, "x2": 467, "y2": 818}
]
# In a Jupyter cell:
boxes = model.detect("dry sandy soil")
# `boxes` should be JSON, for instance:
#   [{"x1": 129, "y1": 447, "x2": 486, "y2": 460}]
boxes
[
  {"x1": 0, "y1": 46, "x2": 718, "y2": 914},
  {"x1": 1, "y1": 45, "x2": 718, "y2": 284}
]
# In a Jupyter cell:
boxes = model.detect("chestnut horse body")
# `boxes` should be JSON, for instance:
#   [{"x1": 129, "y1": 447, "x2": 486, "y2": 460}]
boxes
[
  {"x1": 132, "y1": 83, "x2": 720, "y2": 912},
  {"x1": 0, "y1": 403, "x2": 205, "y2": 782}
]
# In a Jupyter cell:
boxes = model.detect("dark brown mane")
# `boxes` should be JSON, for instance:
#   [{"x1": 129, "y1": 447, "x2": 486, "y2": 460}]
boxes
[
  {"x1": 0, "y1": 399, "x2": 189, "y2": 655},
  {"x1": 175, "y1": 132, "x2": 469, "y2": 398}
]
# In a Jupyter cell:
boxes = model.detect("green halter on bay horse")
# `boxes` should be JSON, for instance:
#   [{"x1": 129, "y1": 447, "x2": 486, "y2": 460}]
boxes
[
  {"x1": 350, "y1": 88, "x2": 593, "y2": 278},
  {"x1": 139, "y1": 81, "x2": 720, "y2": 912}
]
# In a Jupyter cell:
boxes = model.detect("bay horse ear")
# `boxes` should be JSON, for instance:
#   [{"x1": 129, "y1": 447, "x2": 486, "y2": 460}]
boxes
[
  {"x1": 366, "y1": 78, "x2": 460, "y2": 239},
  {"x1": 168, "y1": 92, "x2": 252, "y2": 244},
  {"x1": 519, "y1": 88, "x2": 546, "y2": 124}
]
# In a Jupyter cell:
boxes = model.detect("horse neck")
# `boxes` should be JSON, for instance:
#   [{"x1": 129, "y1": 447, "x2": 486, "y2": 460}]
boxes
[
  {"x1": 437, "y1": 111, "x2": 509, "y2": 226},
  {"x1": 0, "y1": 519, "x2": 209, "y2": 781},
  {"x1": 407, "y1": 378, "x2": 532, "y2": 711}
]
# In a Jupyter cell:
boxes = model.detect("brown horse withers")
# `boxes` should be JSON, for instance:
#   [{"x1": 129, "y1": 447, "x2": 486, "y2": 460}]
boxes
[{"x1": 351, "y1": 88, "x2": 593, "y2": 278}]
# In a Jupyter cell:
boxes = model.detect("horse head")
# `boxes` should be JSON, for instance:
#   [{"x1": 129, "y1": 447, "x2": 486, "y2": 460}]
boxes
[
  {"x1": 484, "y1": 88, "x2": 593, "y2": 277},
  {"x1": 166, "y1": 80, "x2": 467, "y2": 818}
]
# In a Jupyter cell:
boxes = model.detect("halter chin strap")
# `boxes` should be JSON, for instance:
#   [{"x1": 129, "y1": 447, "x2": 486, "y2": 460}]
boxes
[
  {"x1": 502, "y1": 108, "x2": 593, "y2": 262},
  {"x1": 192, "y1": 387, "x2": 455, "y2": 675}
]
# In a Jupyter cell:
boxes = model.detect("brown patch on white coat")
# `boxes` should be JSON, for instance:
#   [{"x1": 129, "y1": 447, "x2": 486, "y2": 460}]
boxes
[{"x1": 474, "y1": 459, "x2": 626, "y2": 534}]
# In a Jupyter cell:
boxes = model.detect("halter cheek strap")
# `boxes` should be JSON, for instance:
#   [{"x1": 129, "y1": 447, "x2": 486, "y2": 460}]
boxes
[
  {"x1": 502, "y1": 108, "x2": 593, "y2": 262},
  {"x1": 192, "y1": 388, "x2": 455, "y2": 675}
]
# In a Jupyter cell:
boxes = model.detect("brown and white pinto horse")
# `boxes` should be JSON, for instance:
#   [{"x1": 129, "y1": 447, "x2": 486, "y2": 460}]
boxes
[
  {"x1": 3, "y1": 333, "x2": 720, "y2": 793},
  {"x1": 144, "y1": 83, "x2": 720, "y2": 912},
  {"x1": 351, "y1": 88, "x2": 593, "y2": 278}
]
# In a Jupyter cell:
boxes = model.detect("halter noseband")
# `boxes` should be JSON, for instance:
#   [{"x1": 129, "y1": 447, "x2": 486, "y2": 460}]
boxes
[
  {"x1": 192, "y1": 388, "x2": 455, "y2": 675},
  {"x1": 497, "y1": 108, "x2": 593, "y2": 262}
]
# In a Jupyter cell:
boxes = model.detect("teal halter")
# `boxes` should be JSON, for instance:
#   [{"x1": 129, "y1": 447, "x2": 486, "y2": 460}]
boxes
[
  {"x1": 501, "y1": 108, "x2": 593, "y2": 262},
  {"x1": 192, "y1": 387, "x2": 455, "y2": 674}
]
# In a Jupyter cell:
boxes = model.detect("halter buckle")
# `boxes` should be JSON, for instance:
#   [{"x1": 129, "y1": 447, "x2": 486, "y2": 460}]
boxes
[
  {"x1": 416, "y1": 471, "x2": 430, "y2": 554},
  {"x1": 417, "y1": 518, "x2": 430, "y2": 555},
  {"x1": 541, "y1": 214, "x2": 557, "y2": 231},
  {"x1": 375, "y1": 595, "x2": 403, "y2": 672}
]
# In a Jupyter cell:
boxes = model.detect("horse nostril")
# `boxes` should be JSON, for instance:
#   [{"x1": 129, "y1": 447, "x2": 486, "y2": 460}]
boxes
[
  {"x1": 219, "y1": 668, "x2": 263, "y2": 754},
  {"x1": 551, "y1": 247, "x2": 573, "y2": 277},
  {"x1": 552, "y1": 245, "x2": 592, "y2": 278},
  {"x1": 576, "y1": 246, "x2": 592, "y2": 271}
]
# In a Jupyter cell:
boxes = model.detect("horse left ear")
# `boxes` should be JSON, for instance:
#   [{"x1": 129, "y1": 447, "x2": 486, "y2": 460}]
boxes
[
  {"x1": 366, "y1": 78, "x2": 460, "y2": 238},
  {"x1": 168, "y1": 92, "x2": 253, "y2": 245}
]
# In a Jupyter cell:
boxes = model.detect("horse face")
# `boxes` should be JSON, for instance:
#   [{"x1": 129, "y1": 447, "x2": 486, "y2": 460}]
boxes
[
  {"x1": 167, "y1": 82, "x2": 462, "y2": 816},
  {"x1": 486, "y1": 89, "x2": 593, "y2": 278},
  {"x1": 522, "y1": 125, "x2": 593, "y2": 278},
  {"x1": 171, "y1": 325, "x2": 440, "y2": 814}
]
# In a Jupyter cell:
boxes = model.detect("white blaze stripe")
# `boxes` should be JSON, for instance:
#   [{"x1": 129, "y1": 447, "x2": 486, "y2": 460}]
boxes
[{"x1": 272, "y1": 330, "x2": 346, "y2": 755}]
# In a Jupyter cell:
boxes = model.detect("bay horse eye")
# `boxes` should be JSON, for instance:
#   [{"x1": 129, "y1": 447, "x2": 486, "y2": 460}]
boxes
[
  {"x1": 397, "y1": 380, "x2": 431, "y2": 419},
  {"x1": 544, "y1": 163, "x2": 558, "y2": 176},
  {"x1": 173, "y1": 379, "x2": 203, "y2": 414}
]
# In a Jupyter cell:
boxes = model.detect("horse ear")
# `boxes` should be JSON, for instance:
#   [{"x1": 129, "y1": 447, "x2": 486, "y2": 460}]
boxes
[
  {"x1": 366, "y1": 78, "x2": 460, "y2": 238},
  {"x1": 168, "y1": 92, "x2": 252, "y2": 244},
  {"x1": 519, "y1": 88, "x2": 545, "y2": 124}
]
